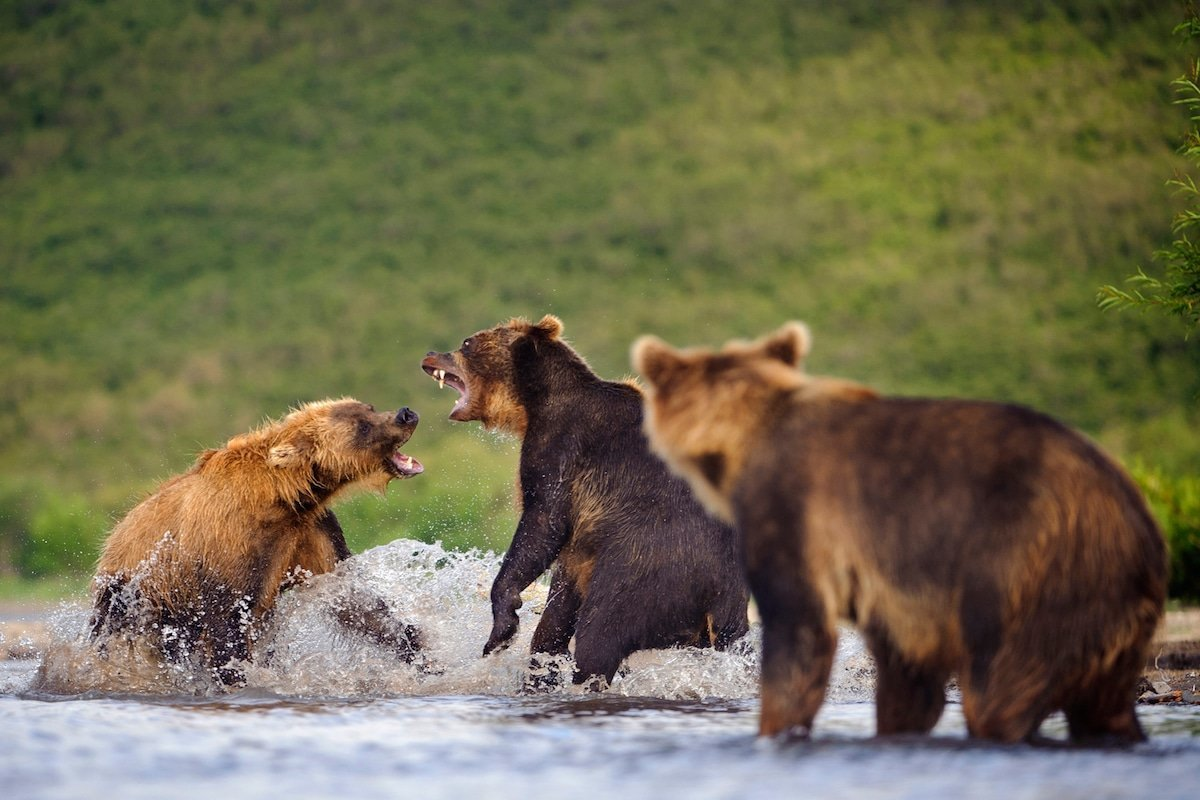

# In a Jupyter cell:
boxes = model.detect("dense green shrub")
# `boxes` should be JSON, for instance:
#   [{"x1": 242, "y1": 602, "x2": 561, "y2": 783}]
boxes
[{"x1": 1133, "y1": 464, "x2": 1200, "y2": 602}]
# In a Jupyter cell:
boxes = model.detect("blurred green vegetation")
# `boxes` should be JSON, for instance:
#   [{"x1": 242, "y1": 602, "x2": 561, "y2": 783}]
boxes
[
  {"x1": 1100, "y1": 2, "x2": 1200, "y2": 328},
  {"x1": 1134, "y1": 464, "x2": 1200, "y2": 601},
  {"x1": 1, "y1": 0, "x2": 1198, "y2": 596}
]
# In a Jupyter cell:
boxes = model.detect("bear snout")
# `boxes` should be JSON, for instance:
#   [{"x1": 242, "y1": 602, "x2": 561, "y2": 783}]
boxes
[{"x1": 395, "y1": 407, "x2": 419, "y2": 426}]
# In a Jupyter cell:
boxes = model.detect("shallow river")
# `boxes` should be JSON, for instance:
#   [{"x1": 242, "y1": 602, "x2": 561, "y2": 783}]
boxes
[{"x1": 3, "y1": 541, "x2": 1198, "y2": 800}]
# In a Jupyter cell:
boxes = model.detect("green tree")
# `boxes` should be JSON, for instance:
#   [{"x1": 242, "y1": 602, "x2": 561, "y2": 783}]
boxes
[{"x1": 1099, "y1": 5, "x2": 1200, "y2": 330}]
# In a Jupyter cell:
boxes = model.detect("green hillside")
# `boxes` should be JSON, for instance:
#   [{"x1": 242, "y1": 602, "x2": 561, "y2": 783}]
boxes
[{"x1": 2, "y1": 0, "x2": 1199, "y2": 580}]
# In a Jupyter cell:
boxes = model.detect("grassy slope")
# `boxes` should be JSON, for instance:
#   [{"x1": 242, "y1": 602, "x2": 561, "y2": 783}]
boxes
[{"x1": 1, "y1": 0, "x2": 1198, "y2": 558}]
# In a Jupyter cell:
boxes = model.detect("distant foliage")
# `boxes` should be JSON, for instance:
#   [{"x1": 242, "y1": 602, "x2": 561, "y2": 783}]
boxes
[
  {"x1": 1133, "y1": 464, "x2": 1200, "y2": 602},
  {"x1": 9, "y1": 491, "x2": 105, "y2": 578},
  {"x1": 2, "y1": 1, "x2": 1200, "y2": 589},
  {"x1": 1100, "y1": 4, "x2": 1200, "y2": 330}
]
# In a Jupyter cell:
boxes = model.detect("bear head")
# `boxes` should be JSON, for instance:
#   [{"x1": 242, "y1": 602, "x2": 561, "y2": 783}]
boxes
[
  {"x1": 218, "y1": 397, "x2": 424, "y2": 507},
  {"x1": 421, "y1": 314, "x2": 565, "y2": 437},
  {"x1": 631, "y1": 322, "x2": 812, "y2": 522}
]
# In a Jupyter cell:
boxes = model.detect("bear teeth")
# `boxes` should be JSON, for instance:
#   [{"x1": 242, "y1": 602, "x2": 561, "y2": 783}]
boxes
[{"x1": 434, "y1": 369, "x2": 446, "y2": 390}]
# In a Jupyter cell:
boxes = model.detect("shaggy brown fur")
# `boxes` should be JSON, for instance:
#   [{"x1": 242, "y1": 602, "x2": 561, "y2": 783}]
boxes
[
  {"x1": 91, "y1": 398, "x2": 425, "y2": 684},
  {"x1": 634, "y1": 323, "x2": 1167, "y2": 744},
  {"x1": 422, "y1": 316, "x2": 748, "y2": 687}
]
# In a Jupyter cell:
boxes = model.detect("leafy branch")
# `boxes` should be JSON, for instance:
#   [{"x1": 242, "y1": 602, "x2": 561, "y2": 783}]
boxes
[{"x1": 1098, "y1": 7, "x2": 1200, "y2": 332}]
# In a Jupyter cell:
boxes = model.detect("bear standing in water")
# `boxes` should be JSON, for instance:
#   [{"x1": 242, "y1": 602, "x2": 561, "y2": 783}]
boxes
[
  {"x1": 90, "y1": 398, "x2": 426, "y2": 685},
  {"x1": 422, "y1": 315, "x2": 749, "y2": 687},
  {"x1": 634, "y1": 323, "x2": 1166, "y2": 744}
]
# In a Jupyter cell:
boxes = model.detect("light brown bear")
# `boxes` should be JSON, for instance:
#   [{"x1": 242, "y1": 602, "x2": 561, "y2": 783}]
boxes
[
  {"x1": 633, "y1": 323, "x2": 1167, "y2": 744},
  {"x1": 90, "y1": 398, "x2": 425, "y2": 684}
]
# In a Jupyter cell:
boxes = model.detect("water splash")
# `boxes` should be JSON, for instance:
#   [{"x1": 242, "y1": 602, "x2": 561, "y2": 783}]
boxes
[{"x1": 26, "y1": 539, "x2": 877, "y2": 701}]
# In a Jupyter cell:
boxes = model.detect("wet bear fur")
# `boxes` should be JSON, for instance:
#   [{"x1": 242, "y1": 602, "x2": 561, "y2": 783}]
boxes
[
  {"x1": 633, "y1": 323, "x2": 1167, "y2": 744},
  {"x1": 91, "y1": 398, "x2": 426, "y2": 684},
  {"x1": 422, "y1": 315, "x2": 749, "y2": 687}
]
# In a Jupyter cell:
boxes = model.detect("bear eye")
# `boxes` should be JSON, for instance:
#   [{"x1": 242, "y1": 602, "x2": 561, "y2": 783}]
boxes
[
  {"x1": 462, "y1": 338, "x2": 472, "y2": 352},
  {"x1": 356, "y1": 419, "x2": 372, "y2": 438}
]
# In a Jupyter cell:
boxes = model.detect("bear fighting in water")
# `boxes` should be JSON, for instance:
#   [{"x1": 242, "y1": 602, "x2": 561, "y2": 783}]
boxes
[
  {"x1": 422, "y1": 315, "x2": 749, "y2": 687},
  {"x1": 633, "y1": 322, "x2": 1167, "y2": 744},
  {"x1": 90, "y1": 398, "x2": 426, "y2": 684}
]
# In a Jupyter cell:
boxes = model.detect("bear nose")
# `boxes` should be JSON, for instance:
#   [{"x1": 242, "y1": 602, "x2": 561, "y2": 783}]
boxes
[
  {"x1": 395, "y1": 407, "x2": 418, "y2": 426},
  {"x1": 425, "y1": 351, "x2": 437, "y2": 357}
]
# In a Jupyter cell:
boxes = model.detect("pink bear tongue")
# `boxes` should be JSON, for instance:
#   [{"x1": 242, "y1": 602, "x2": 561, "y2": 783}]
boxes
[{"x1": 391, "y1": 453, "x2": 424, "y2": 476}]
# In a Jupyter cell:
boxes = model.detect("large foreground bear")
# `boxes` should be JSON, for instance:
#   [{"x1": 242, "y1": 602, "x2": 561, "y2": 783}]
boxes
[
  {"x1": 422, "y1": 315, "x2": 749, "y2": 686},
  {"x1": 633, "y1": 323, "x2": 1167, "y2": 744},
  {"x1": 91, "y1": 398, "x2": 426, "y2": 684}
]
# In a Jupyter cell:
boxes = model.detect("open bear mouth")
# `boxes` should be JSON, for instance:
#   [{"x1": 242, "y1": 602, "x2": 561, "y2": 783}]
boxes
[
  {"x1": 423, "y1": 365, "x2": 469, "y2": 417},
  {"x1": 387, "y1": 451, "x2": 424, "y2": 478}
]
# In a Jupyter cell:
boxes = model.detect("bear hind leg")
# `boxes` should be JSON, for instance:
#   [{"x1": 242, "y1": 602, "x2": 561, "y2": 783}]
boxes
[
  {"x1": 1063, "y1": 651, "x2": 1147, "y2": 745},
  {"x1": 524, "y1": 568, "x2": 582, "y2": 693},
  {"x1": 1064, "y1": 699, "x2": 1145, "y2": 746},
  {"x1": 570, "y1": 603, "x2": 637, "y2": 689},
  {"x1": 529, "y1": 566, "x2": 581, "y2": 656}
]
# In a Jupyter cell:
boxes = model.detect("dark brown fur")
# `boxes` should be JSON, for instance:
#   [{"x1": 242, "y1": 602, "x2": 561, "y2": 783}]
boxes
[
  {"x1": 423, "y1": 315, "x2": 749, "y2": 687},
  {"x1": 634, "y1": 323, "x2": 1167, "y2": 744},
  {"x1": 91, "y1": 398, "x2": 425, "y2": 683}
]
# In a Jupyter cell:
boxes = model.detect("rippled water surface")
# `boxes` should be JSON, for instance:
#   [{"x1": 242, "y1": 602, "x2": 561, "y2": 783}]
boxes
[{"x1": 3, "y1": 541, "x2": 1199, "y2": 800}]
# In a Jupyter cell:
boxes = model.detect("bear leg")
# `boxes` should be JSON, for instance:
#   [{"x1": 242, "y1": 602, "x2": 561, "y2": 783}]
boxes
[
  {"x1": 1064, "y1": 698, "x2": 1145, "y2": 745},
  {"x1": 529, "y1": 566, "x2": 581, "y2": 656},
  {"x1": 524, "y1": 569, "x2": 582, "y2": 692},
  {"x1": 962, "y1": 688, "x2": 1052, "y2": 743},
  {"x1": 863, "y1": 619, "x2": 947, "y2": 735},
  {"x1": 758, "y1": 619, "x2": 836, "y2": 737},
  {"x1": 330, "y1": 589, "x2": 423, "y2": 663},
  {"x1": 1063, "y1": 647, "x2": 1147, "y2": 745},
  {"x1": 959, "y1": 649, "x2": 1053, "y2": 744},
  {"x1": 570, "y1": 599, "x2": 637, "y2": 688}
]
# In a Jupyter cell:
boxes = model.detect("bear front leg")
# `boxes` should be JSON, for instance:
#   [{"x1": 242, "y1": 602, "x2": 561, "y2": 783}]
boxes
[
  {"x1": 484, "y1": 502, "x2": 569, "y2": 657},
  {"x1": 747, "y1": 556, "x2": 836, "y2": 738},
  {"x1": 758, "y1": 618, "x2": 836, "y2": 737}
]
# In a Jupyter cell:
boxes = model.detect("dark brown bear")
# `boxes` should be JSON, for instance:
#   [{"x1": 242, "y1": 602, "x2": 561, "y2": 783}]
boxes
[
  {"x1": 633, "y1": 323, "x2": 1167, "y2": 744},
  {"x1": 91, "y1": 398, "x2": 426, "y2": 684},
  {"x1": 422, "y1": 315, "x2": 749, "y2": 687}
]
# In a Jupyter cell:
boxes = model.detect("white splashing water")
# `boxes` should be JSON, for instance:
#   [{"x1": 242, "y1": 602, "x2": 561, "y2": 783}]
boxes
[{"x1": 26, "y1": 539, "x2": 877, "y2": 701}]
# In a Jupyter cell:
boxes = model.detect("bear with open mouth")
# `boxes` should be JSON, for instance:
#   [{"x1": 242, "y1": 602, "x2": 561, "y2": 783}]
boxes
[
  {"x1": 89, "y1": 397, "x2": 426, "y2": 685},
  {"x1": 423, "y1": 315, "x2": 750, "y2": 688}
]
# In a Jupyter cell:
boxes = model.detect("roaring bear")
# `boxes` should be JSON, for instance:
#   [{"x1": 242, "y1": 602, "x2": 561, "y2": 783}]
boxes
[
  {"x1": 91, "y1": 398, "x2": 426, "y2": 684},
  {"x1": 633, "y1": 323, "x2": 1167, "y2": 744},
  {"x1": 421, "y1": 315, "x2": 749, "y2": 687}
]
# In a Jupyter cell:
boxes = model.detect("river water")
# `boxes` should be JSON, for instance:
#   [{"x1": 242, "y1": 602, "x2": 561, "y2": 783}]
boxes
[{"x1": 2, "y1": 540, "x2": 1198, "y2": 800}]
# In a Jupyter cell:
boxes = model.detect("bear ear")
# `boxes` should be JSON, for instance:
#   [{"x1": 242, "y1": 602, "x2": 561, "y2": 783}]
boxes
[
  {"x1": 268, "y1": 437, "x2": 312, "y2": 469},
  {"x1": 632, "y1": 335, "x2": 686, "y2": 388},
  {"x1": 532, "y1": 314, "x2": 563, "y2": 340},
  {"x1": 759, "y1": 321, "x2": 811, "y2": 368}
]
